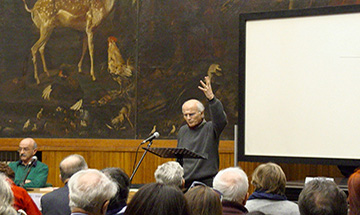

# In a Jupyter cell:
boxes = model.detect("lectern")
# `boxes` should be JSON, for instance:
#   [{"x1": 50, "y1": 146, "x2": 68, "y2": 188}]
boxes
[{"x1": 143, "y1": 147, "x2": 206, "y2": 166}]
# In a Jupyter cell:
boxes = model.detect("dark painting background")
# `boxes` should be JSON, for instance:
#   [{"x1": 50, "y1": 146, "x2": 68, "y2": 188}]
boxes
[{"x1": 0, "y1": 0, "x2": 358, "y2": 140}]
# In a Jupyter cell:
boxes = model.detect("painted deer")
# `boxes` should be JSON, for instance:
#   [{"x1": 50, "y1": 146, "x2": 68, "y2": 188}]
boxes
[{"x1": 22, "y1": 0, "x2": 117, "y2": 84}]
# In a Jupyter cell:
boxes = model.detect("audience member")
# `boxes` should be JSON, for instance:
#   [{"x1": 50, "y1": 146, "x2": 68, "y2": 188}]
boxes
[
  {"x1": 125, "y1": 183, "x2": 190, "y2": 215},
  {"x1": 154, "y1": 161, "x2": 184, "y2": 188},
  {"x1": 298, "y1": 179, "x2": 347, "y2": 215},
  {"x1": 0, "y1": 162, "x2": 41, "y2": 215},
  {"x1": 213, "y1": 167, "x2": 249, "y2": 215},
  {"x1": 348, "y1": 169, "x2": 360, "y2": 215},
  {"x1": 184, "y1": 182, "x2": 223, "y2": 215},
  {"x1": 102, "y1": 167, "x2": 130, "y2": 215},
  {"x1": 41, "y1": 154, "x2": 88, "y2": 215},
  {"x1": 0, "y1": 173, "x2": 18, "y2": 215},
  {"x1": 9, "y1": 138, "x2": 49, "y2": 188},
  {"x1": 246, "y1": 162, "x2": 299, "y2": 215},
  {"x1": 69, "y1": 169, "x2": 117, "y2": 215}
]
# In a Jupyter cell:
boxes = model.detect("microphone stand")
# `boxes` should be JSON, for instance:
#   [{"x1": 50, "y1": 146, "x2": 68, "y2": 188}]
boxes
[
  {"x1": 130, "y1": 140, "x2": 154, "y2": 183},
  {"x1": 20, "y1": 161, "x2": 36, "y2": 188}
]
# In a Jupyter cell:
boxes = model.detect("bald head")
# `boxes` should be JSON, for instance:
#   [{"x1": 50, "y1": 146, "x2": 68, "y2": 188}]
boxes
[
  {"x1": 60, "y1": 154, "x2": 88, "y2": 183},
  {"x1": 182, "y1": 99, "x2": 205, "y2": 128},
  {"x1": 20, "y1": 138, "x2": 37, "y2": 148},
  {"x1": 18, "y1": 138, "x2": 37, "y2": 165}
]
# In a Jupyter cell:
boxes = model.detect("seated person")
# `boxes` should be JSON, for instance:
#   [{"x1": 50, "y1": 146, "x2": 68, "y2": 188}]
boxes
[
  {"x1": 9, "y1": 138, "x2": 48, "y2": 188},
  {"x1": 346, "y1": 170, "x2": 360, "y2": 215},
  {"x1": 102, "y1": 167, "x2": 130, "y2": 215},
  {"x1": 68, "y1": 169, "x2": 117, "y2": 215},
  {"x1": 125, "y1": 183, "x2": 189, "y2": 215},
  {"x1": 154, "y1": 161, "x2": 184, "y2": 188},
  {"x1": 245, "y1": 162, "x2": 300, "y2": 215},
  {"x1": 298, "y1": 179, "x2": 347, "y2": 215},
  {"x1": 184, "y1": 182, "x2": 222, "y2": 215},
  {"x1": 213, "y1": 167, "x2": 249, "y2": 215},
  {"x1": 0, "y1": 173, "x2": 18, "y2": 215},
  {"x1": 0, "y1": 162, "x2": 41, "y2": 215},
  {"x1": 41, "y1": 154, "x2": 88, "y2": 215}
]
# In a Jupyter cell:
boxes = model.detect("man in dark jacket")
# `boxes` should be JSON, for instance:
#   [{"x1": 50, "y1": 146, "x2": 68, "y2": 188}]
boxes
[{"x1": 41, "y1": 154, "x2": 88, "y2": 215}]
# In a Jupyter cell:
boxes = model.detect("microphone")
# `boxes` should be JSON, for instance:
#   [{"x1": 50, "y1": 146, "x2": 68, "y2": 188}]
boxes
[
  {"x1": 141, "y1": 132, "x2": 160, "y2": 144},
  {"x1": 28, "y1": 156, "x2": 37, "y2": 166},
  {"x1": 20, "y1": 156, "x2": 38, "y2": 188}
]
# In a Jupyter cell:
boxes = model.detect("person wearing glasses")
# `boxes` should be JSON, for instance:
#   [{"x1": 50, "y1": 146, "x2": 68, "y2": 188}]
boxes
[
  {"x1": 184, "y1": 181, "x2": 223, "y2": 215},
  {"x1": 8, "y1": 138, "x2": 48, "y2": 188},
  {"x1": 177, "y1": 76, "x2": 228, "y2": 188}
]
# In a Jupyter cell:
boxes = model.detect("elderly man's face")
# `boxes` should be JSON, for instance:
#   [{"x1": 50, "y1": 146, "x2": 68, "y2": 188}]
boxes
[
  {"x1": 18, "y1": 139, "x2": 37, "y2": 165},
  {"x1": 182, "y1": 101, "x2": 204, "y2": 128}
]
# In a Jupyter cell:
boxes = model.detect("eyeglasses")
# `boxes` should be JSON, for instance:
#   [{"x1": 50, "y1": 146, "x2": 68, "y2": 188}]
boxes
[
  {"x1": 17, "y1": 147, "x2": 31, "y2": 153},
  {"x1": 188, "y1": 181, "x2": 223, "y2": 202}
]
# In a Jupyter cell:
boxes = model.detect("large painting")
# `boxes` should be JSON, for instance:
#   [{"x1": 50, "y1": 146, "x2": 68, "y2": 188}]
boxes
[{"x1": 0, "y1": 0, "x2": 357, "y2": 140}]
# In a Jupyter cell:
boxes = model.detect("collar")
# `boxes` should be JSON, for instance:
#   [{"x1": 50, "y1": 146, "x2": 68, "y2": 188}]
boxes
[
  {"x1": 248, "y1": 190, "x2": 287, "y2": 201},
  {"x1": 222, "y1": 200, "x2": 248, "y2": 213},
  {"x1": 106, "y1": 203, "x2": 126, "y2": 215},
  {"x1": 17, "y1": 159, "x2": 38, "y2": 167},
  {"x1": 189, "y1": 119, "x2": 206, "y2": 130}
]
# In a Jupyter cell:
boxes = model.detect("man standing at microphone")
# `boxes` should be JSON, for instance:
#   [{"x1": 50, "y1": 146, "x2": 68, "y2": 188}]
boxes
[
  {"x1": 177, "y1": 76, "x2": 227, "y2": 188},
  {"x1": 9, "y1": 138, "x2": 49, "y2": 188}
]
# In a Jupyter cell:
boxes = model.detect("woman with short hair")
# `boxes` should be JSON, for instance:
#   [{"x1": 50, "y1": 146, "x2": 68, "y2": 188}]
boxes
[{"x1": 245, "y1": 162, "x2": 300, "y2": 215}]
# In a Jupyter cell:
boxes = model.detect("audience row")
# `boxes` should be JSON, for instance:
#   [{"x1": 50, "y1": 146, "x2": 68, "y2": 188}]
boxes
[{"x1": 1, "y1": 155, "x2": 359, "y2": 215}]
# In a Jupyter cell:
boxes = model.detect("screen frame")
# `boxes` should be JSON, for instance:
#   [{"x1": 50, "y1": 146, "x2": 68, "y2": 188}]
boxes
[{"x1": 238, "y1": 4, "x2": 360, "y2": 166}]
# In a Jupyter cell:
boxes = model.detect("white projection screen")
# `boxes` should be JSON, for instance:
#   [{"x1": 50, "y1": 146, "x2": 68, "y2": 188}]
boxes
[{"x1": 239, "y1": 5, "x2": 360, "y2": 165}]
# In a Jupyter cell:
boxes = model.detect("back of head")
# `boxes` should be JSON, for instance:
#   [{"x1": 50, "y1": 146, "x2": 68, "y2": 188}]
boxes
[
  {"x1": 251, "y1": 162, "x2": 286, "y2": 195},
  {"x1": 184, "y1": 185, "x2": 222, "y2": 215},
  {"x1": 298, "y1": 179, "x2": 347, "y2": 215},
  {"x1": 60, "y1": 154, "x2": 88, "y2": 182},
  {"x1": 125, "y1": 183, "x2": 189, "y2": 215},
  {"x1": 0, "y1": 162, "x2": 15, "y2": 181},
  {"x1": 213, "y1": 167, "x2": 248, "y2": 203},
  {"x1": 68, "y1": 169, "x2": 117, "y2": 214},
  {"x1": 348, "y1": 170, "x2": 360, "y2": 215},
  {"x1": 154, "y1": 161, "x2": 184, "y2": 187},
  {"x1": 0, "y1": 173, "x2": 17, "y2": 215},
  {"x1": 101, "y1": 167, "x2": 130, "y2": 210}
]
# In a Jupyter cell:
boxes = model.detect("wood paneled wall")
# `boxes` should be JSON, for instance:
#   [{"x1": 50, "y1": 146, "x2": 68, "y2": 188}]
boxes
[{"x1": 0, "y1": 138, "x2": 344, "y2": 191}]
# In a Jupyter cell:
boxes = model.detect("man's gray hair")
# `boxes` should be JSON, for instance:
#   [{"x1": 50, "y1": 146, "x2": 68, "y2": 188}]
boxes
[
  {"x1": 68, "y1": 169, "x2": 117, "y2": 213},
  {"x1": 213, "y1": 167, "x2": 249, "y2": 203},
  {"x1": 298, "y1": 179, "x2": 347, "y2": 215},
  {"x1": 59, "y1": 154, "x2": 88, "y2": 182},
  {"x1": 196, "y1": 100, "x2": 205, "y2": 112},
  {"x1": 154, "y1": 161, "x2": 184, "y2": 187}
]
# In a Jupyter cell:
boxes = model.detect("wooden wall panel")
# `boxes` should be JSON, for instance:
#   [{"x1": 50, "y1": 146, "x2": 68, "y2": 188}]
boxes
[{"x1": 0, "y1": 138, "x2": 345, "y2": 190}]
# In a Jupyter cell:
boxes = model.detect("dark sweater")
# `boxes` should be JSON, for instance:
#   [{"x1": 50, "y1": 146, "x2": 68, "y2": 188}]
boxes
[
  {"x1": 222, "y1": 200, "x2": 248, "y2": 215},
  {"x1": 177, "y1": 97, "x2": 227, "y2": 186}
]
